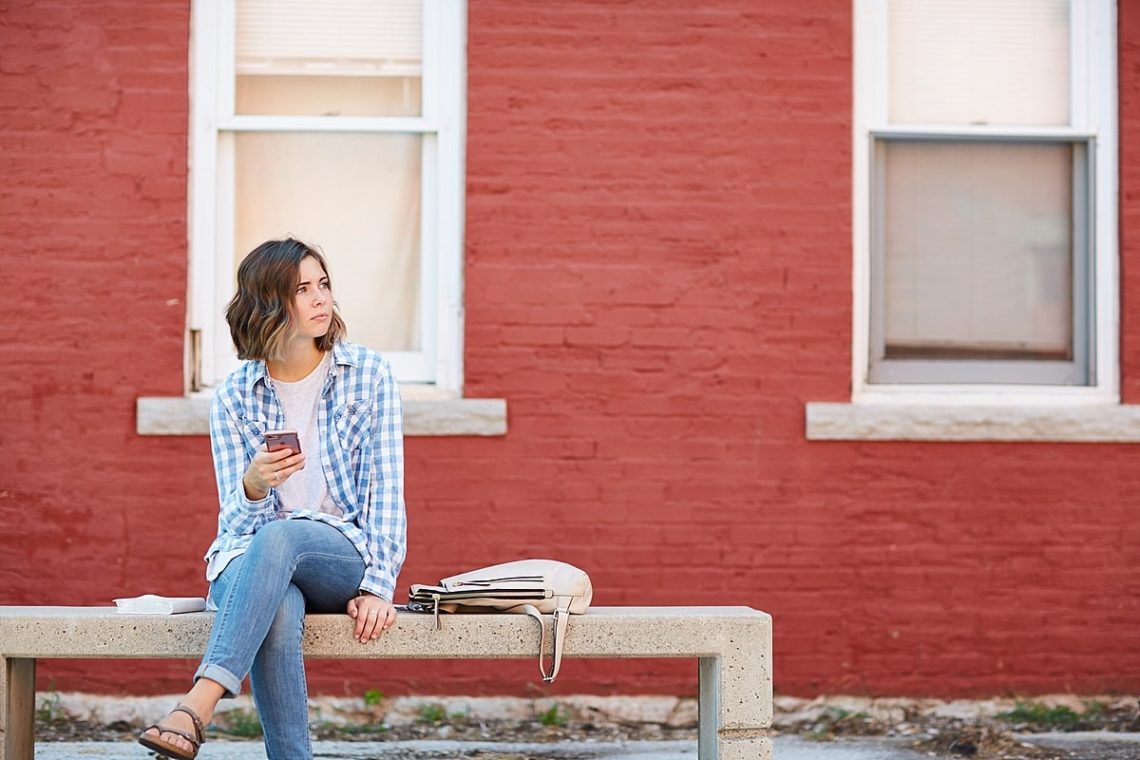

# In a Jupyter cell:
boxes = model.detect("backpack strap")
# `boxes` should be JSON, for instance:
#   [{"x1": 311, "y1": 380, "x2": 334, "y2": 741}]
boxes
[{"x1": 517, "y1": 597, "x2": 573, "y2": 683}]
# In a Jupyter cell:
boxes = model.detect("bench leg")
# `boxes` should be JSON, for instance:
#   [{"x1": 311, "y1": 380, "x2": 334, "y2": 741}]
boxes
[
  {"x1": 1, "y1": 657, "x2": 35, "y2": 760},
  {"x1": 699, "y1": 654, "x2": 773, "y2": 760}
]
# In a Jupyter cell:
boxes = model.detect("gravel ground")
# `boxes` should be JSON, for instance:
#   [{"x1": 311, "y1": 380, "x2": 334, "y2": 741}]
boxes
[
  {"x1": 31, "y1": 737, "x2": 939, "y2": 760},
  {"x1": 37, "y1": 739, "x2": 691, "y2": 760},
  {"x1": 774, "y1": 696, "x2": 1140, "y2": 760},
  {"x1": 33, "y1": 694, "x2": 1140, "y2": 760}
]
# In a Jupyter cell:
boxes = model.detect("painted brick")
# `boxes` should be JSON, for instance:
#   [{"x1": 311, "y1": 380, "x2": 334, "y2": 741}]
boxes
[{"x1": 2, "y1": 0, "x2": 1139, "y2": 702}]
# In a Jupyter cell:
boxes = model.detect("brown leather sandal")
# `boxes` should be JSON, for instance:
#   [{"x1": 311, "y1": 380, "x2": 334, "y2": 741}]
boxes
[{"x1": 137, "y1": 704, "x2": 206, "y2": 760}]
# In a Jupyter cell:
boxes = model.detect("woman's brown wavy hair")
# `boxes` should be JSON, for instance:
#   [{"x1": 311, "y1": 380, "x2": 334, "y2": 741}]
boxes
[{"x1": 225, "y1": 238, "x2": 347, "y2": 361}]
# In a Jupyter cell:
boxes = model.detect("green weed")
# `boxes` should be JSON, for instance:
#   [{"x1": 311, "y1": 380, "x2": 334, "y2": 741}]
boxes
[
  {"x1": 417, "y1": 703, "x2": 447, "y2": 723},
  {"x1": 1081, "y1": 700, "x2": 1105, "y2": 718},
  {"x1": 319, "y1": 720, "x2": 389, "y2": 738},
  {"x1": 363, "y1": 688, "x2": 385, "y2": 708},
  {"x1": 998, "y1": 701, "x2": 1081, "y2": 728},
  {"x1": 35, "y1": 690, "x2": 63, "y2": 726},
  {"x1": 218, "y1": 708, "x2": 263, "y2": 737},
  {"x1": 538, "y1": 703, "x2": 568, "y2": 726}
]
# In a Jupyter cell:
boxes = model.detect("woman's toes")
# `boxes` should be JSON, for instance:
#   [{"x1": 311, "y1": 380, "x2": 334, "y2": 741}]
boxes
[
  {"x1": 162, "y1": 728, "x2": 190, "y2": 751},
  {"x1": 150, "y1": 712, "x2": 194, "y2": 750}
]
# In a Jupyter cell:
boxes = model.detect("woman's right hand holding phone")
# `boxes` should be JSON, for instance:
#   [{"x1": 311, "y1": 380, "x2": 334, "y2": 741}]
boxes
[{"x1": 242, "y1": 446, "x2": 305, "y2": 500}]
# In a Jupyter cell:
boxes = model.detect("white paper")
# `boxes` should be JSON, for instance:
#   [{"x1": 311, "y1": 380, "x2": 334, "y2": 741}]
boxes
[{"x1": 113, "y1": 594, "x2": 207, "y2": 615}]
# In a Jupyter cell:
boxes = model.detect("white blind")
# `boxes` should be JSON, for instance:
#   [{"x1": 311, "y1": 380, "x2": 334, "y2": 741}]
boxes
[
  {"x1": 889, "y1": 0, "x2": 1070, "y2": 126},
  {"x1": 236, "y1": 0, "x2": 422, "y2": 76}
]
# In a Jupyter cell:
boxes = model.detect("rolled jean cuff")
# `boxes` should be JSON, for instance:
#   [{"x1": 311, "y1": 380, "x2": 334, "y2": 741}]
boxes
[{"x1": 194, "y1": 662, "x2": 243, "y2": 698}]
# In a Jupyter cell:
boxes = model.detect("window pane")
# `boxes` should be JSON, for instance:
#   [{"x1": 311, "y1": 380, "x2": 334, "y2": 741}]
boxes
[
  {"x1": 881, "y1": 141, "x2": 1073, "y2": 360},
  {"x1": 235, "y1": 0, "x2": 422, "y2": 117},
  {"x1": 234, "y1": 132, "x2": 422, "y2": 352},
  {"x1": 889, "y1": 0, "x2": 1070, "y2": 126}
]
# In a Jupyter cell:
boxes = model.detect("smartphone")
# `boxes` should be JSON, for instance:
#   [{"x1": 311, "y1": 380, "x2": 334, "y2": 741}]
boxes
[{"x1": 264, "y1": 430, "x2": 301, "y2": 454}]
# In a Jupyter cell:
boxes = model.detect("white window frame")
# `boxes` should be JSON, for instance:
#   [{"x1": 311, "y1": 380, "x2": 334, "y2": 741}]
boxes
[
  {"x1": 851, "y1": 0, "x2": 1118, "y2": 406},
  {"x1": 187, "y1": 0, "x2": 467, "y2": 394}
]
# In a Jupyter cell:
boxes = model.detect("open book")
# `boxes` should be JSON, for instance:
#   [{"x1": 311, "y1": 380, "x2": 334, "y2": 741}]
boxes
[{"x1": 113, "y1": 594, "x2": 207, "y2": 615}]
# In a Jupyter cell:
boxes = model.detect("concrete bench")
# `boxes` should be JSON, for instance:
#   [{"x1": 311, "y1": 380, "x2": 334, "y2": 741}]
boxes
[{"x1": 0, "y1": 605, "x2": 772, "y2": 760}]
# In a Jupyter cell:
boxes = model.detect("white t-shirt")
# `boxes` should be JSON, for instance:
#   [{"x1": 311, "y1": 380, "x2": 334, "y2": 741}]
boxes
[{"x1": 272, "y1": 350, "x2": 342, "y2": 518}]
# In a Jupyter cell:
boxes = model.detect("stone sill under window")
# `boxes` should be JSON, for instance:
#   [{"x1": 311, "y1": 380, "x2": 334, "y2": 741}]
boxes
[
  {"x1": 806, "y1": 402, "x2": 1140, "y2": 442},
  {"x1": 137, "y1": 386, "x2": 507, "y2": 437}
]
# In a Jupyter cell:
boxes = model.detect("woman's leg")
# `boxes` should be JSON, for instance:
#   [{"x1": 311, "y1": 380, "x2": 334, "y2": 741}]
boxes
[
  {"x1": 143, "y1": 519, "x2": 363, "y2": 760},
  {"x1": 195, "y1": 519, "x2": 363, "y2": 697},
  {"x1": 250, "y1": 582, "x2": 310, "y2": 759},
  {"x1": 203, "y1": 519, "x2": 365, "y2": 760}
]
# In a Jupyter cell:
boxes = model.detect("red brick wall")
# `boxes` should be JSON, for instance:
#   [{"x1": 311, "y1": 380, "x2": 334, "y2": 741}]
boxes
[
  {"x1": 1122, "y1": 0, "x2": 1140, "y2": 403},
  {"x1": 2, "y1": 0, "x2": 1138, "y2": 699}
]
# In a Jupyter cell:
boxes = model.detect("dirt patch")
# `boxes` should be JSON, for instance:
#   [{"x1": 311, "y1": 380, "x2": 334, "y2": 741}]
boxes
[
  {"x1": 34, "y1": 713, "x2": 696, "y2": 745},
  {"x1": 34, "y1": 695, "x2": 1140, "y2": 759},
  {"x1": 312, "y1": 717, "x2": 697, "y2": 744},
  {"x1": 778, "y1": 697, "x2": 1140, "y2": 759}
]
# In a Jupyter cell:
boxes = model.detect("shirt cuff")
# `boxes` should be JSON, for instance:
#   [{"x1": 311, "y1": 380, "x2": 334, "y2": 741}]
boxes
[
  {"x1": 359, "y1": 572, "x2": 396, "y2": 603},
  {"x1": 238, "y1": 486, "x2": 274, "y2": 511}
]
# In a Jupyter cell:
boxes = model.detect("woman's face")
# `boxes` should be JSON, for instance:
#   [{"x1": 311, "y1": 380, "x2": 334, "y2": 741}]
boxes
[{"x1": 291, "y1": 255, "x2": 333, "y2": 340}]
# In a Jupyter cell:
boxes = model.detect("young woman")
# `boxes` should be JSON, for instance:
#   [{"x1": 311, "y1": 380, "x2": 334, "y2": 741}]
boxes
[{"x1": 139, "y1": 238, "x2": 407, "y2": 760}]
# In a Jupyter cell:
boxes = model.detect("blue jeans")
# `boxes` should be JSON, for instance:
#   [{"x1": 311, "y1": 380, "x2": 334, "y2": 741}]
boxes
[{"x1": 195, "y1": 519, "x2": 365, "y2": 760}]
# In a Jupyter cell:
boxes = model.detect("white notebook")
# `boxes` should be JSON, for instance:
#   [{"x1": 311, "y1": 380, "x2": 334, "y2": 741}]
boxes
[{"x1": 113, "y1": 594, "x2": 207, "y2": 615}]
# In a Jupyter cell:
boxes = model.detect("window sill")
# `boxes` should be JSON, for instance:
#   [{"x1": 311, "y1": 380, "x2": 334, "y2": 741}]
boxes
[
  {"x1": 137, "y1": 390, "x2": 507, "y2": 437},
  {"x1": 805, "y1": 402, "x2": 1140, "y2": 442}
]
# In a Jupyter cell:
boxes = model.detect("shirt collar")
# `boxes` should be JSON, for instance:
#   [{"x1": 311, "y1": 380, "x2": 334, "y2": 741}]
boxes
[
  {"x1": 331, "y1": 339, "x2": 358, "y2": 369},
  {"x1": 245, "y1": 340, "x2": 356, "y2": 394}
]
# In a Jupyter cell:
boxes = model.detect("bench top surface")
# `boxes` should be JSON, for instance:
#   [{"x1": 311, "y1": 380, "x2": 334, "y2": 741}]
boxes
[
  {"x1": 0, "y1": 605, "x2": 765, "y2": 620},
  {"x1": 0, "y1": 605, "x2": 770, "y2": 660},
  {"x1": 0, "y1": 606, "x2": 774, "y2": 737}
]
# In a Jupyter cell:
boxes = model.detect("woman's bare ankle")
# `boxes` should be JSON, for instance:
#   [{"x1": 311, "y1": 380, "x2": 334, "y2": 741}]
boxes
[{"x1": 180, "y1": 678, "x2": 225, "y2": 727}]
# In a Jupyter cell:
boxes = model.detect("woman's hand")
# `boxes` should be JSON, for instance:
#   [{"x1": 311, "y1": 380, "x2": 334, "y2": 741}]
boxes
[
  {"x1": 243, "y1": 445, "x2": 305, "y2": 500},
  {"x1": 347, "y1": 593, "x2": 397, "y2": 643}
]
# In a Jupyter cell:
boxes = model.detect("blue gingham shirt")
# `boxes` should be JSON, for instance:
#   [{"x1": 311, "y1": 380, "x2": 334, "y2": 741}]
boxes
[{"x1": 205, "y1": 340, "x2": 406, "y2": 601}]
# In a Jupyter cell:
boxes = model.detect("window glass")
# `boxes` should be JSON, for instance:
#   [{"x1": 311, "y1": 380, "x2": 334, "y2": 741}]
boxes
[
  {"x1": 881, "y1": 141, "x2": 1073, "y2": 360},
  {"x1": 234, "y1": 132, "x2": 423, "y2": 352}
]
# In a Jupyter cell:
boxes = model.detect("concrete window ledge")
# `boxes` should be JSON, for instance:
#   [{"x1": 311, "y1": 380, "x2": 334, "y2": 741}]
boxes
[
  {"x1": 805, "y1": 402, "x2": 1140, "y2": 442},
  {"x1": 137, "y1": 392, "x2": 507, "y2": 437}
]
